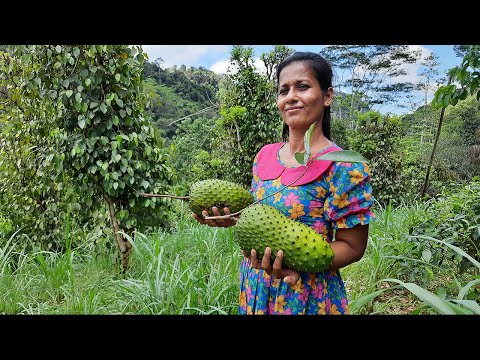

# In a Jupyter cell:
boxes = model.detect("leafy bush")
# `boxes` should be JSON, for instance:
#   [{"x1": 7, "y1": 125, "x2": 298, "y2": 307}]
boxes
[{"x1": 408, "y1": 176, "x2": 480, "y2": 274}]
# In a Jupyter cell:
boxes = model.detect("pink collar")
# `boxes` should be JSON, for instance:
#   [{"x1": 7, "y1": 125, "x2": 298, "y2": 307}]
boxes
[{"x1": 256, "y1": 142, "x2": 342, "y2": 186}]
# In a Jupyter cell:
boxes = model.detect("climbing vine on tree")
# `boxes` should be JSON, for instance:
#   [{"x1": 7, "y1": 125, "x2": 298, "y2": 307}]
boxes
[{"x1": 0, "y1": 45, "x2": 174, "y2": 270}]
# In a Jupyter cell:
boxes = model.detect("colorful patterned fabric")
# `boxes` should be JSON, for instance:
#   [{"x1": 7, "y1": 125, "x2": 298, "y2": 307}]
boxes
[{"x1": 238, "y1": 142, "x2": 375, "y2": 315}]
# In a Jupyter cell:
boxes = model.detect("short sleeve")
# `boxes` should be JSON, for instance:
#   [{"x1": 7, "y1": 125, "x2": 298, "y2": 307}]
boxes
[
  {"x1": 250, "y1": 152, "x2": 260, "y2": 196},
  {"x1": 324, "y1": 162, "x2": 375, "y2": 229}
]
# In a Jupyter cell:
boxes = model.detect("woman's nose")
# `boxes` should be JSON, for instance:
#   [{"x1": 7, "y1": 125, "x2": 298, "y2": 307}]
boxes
[{"x1": 285, "y1": 89, "x2": 298, "y2": 102}]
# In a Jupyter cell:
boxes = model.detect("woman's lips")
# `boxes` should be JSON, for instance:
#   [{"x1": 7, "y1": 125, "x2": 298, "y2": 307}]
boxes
[{"x1": 286, "y1": 107, "x2": 302, "y2": 112}]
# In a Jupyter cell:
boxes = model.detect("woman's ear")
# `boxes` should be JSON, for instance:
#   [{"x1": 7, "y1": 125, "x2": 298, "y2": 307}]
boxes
[{"x1": 324, "y1": 87, "x2": 334, "y2": 107}]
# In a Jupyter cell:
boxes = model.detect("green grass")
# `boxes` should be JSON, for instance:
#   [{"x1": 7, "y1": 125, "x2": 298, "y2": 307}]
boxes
[
  {"x1": 0, "y1": 201, "x2": 477, "y2": 314},
  {"x1": 0, "y1": 212, "x2": 241, "y2": 314}
]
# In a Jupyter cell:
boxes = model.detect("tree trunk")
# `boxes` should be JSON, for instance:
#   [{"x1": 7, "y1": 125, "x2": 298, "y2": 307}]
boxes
[
  {"x1": 420, "y1": 75, "x2": 452, "y2": 197},
  {"x1": 105, "y1": 194, "x2": 132, "y2": 271}
]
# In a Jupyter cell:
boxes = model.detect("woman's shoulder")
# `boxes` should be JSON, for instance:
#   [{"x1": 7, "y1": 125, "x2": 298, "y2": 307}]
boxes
[
  {"x1": 254, "y1": 142, "x2": 284, "y2": 163},
  {"x1": 328, "y1": 160, "x2": 372, "y2": 183},
  {"x1": 257, "y1": 142, "x2": 284, "y2": 155}
]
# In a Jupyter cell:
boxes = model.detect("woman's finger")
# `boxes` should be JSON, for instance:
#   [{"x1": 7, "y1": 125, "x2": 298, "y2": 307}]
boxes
[
  {"x1": 192, "y1": 212, "x2": 205, "y2": 224},
  {"x1": 261, "y1": 247, "x2": 273, "y2": 275},
  {"x1": 283, "y1": 269, "x2": 301, "y2": 286},
  {"x1": 250, "y1": 249, "x2": 261, "y2": 269},
  {"x1": 271, "y1": 249, "x2": 284, "y2": 279}
]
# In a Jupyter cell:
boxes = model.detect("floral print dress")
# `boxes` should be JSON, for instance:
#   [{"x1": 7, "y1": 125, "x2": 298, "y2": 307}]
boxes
[{"x1": 238, "y1": 142, "x2": 375, "y2": 315}]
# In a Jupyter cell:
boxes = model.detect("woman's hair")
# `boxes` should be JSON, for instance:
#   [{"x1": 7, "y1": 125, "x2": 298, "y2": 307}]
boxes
[{"x1": 276, "y1": 51, "x2": 333, "y2": 142}]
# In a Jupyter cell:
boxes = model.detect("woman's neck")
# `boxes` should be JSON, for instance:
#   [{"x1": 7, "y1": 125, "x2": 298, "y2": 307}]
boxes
[{"x1": 286, "y1": 123, "x2": 331, "y2": 155}]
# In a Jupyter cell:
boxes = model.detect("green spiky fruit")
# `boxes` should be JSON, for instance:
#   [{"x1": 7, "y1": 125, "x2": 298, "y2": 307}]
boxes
[
  {"x1": 234, "y1": 204, "x2": 334, "y2": 272},
  {"x1": 189, "y1": 179, "x2": 254, "y2": 217}
]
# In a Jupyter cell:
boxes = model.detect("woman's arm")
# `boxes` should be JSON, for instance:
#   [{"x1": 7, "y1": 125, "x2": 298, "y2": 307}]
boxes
[{"x1": 329, "y1": 224, "x2": 369, "y2": 271}]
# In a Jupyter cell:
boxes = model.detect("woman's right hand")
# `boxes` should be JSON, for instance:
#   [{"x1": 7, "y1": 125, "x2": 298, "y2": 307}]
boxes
[
  {"x1": 241, "y1": 247, "x2": 301, "y2": 286},
  {"x1": 191, "y1": 206, "x2": 237, "y2": 228}
]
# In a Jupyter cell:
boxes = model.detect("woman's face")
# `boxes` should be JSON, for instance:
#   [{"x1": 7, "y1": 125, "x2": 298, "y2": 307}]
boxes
[{"x1": 277, "y1": 61, "x2": 332, "y2": 131}]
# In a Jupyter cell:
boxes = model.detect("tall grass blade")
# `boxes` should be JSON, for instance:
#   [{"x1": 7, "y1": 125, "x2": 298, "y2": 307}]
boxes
[
  {"x1": 451, "y1": 300, "x2": 480, "y2": 314},
  {"x1": 349, "y1": 288, "x2": 391, "y2": 312},
  {"x1": 412, "y1": 235, "x2": 480, "y2": 270},
  {"x1": 383, "y1": 278, "x2": 473, "y2": 314},
  {"x1": 458, "y1": 279, "x2": 480, "y2": 300}
]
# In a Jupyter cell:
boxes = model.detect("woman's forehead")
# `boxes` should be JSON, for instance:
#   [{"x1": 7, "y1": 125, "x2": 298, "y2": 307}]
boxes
[{"x1": 278, "y1": 62, "x2": 315, "y2": 84}]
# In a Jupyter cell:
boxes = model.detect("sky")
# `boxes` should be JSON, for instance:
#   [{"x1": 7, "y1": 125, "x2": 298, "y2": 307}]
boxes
[{"x1": 140, "y1": 45, "x2": 462, "y2": 115}]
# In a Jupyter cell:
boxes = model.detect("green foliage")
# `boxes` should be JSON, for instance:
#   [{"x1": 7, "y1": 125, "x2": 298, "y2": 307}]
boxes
[
  {"x1": 143, "y1": 77, "x2": 219, "y2": 139},
  {"x1": 432, "y1": 45, "x2": 480, "y2": 109},
  {"x1": 439, "y1": 96, "x2": 480, "y2": 180},
  {"x1": 170, "y1": 116, "x2": 230, "y2": 189},
  {"x1": 408, "y1": 176, "x2": 480, "y2": 274},
  {"x1": 218, "y1": 45, "x2": 293, "y2": 187},
  {"x1": 0, "y1": 45, "x2": 175, "y2": 257},
  {"x1": 330, "y1": 117, "x2": 350, "y2": 149},
  {"x1": 353, "y1": 230, "x2": 480, "y2": 314},
  {"x1": 0, "y1": 48, "x2": 94, "y2": 251},
  {"x1": 349, "y1": 111, "x2": 404, "y2": 205}
]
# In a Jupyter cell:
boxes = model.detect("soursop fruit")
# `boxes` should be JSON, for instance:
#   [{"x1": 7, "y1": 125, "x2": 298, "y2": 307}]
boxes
[
  {"x1": 189, "y1": 179, "x2": 254, "y2": 217},
  {"x1": 234, "y1": 203, "x2": 334, "y2": 272}
]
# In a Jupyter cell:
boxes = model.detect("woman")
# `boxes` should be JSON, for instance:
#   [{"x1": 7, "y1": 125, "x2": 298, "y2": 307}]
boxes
[{"x1": 193, "y1": 51, "x2": 375, "y2": 315}]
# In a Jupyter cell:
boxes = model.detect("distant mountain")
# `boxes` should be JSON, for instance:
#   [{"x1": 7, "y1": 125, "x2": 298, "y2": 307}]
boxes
[{"x1": 143, "y1": 61, "x2": 222, "y2": 138}]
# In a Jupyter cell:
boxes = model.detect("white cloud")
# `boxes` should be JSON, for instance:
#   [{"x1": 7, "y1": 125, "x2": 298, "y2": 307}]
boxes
[
  {"x1": 254, "y1": 57, "x2": 267, "y2": 75},
  {"x1": 209, "y1": 59, "x2": 232, "y2": 74},
  {"x1": 141, "y1": 45, "x2": 229, "y2": 69},
  {"x1": 209, "y1": 56, "x2": 268, "y2": 75}
]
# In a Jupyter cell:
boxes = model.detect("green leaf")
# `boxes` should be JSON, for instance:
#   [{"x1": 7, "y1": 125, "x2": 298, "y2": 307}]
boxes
[
  {"x1": 413, "y1": 235, "x2": 480, "y2": 270},
  {"x1": 305, "y1": 122, "x2": 315, "y2": 154},
  {"x1": 315, "y1": 150, "x2": 368, "y2": 163},
  {"x1": 294, "y1": 151, "x2": 306, "y2": 165},
  {"x1": 115, "y1": 73, "x2": 121, "y2": 82},
  {"x1": 349, "y1": 288, "x2": 391, "y2": 312},
  {"x1": 116, "y1": 98, "x2": 124, "y2": 107},
  {"x1": 451, "y1": 300, "x2": 480, "y2": 314},
  {"x1": 294, "y1": 122, "x2": 316, "y2": 166},
  {"x1": 55, "y1": 45, "x2": 62, "y2": 53},
  {"x1": 458, "y1": 279, "x2": 480, "y2": 300},
  {"x1": 65, "y1": 90, "x2": 73, "y2": 98},
  {"x1": 383, "y1": 278, "x2": 472, "y2": 314},
  {"x1": 422, "y1": 248, "x2": 432, "y2": 263},
  {"x1": 78, "y1": 119, "x2": 86, "y2": 129},
  {"x1": 117, "y1": 209, "x2": 129, "y2": 220},
  {"x1": 54, "y1": 61, "x2": 61, "y2": 69}
]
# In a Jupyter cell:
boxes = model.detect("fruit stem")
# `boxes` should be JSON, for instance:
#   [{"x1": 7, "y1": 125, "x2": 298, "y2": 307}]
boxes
[
  {"x1": 204, "y1": 159, "x2": 313, "y2": 220},
  {"x1": 140, "y1": 193, "x2": 191, "y2": 200}
]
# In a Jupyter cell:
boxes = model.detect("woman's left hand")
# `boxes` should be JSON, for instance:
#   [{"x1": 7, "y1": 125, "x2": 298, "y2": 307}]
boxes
[{"x1": 242, "y1": 247, "x2": 301, "y2": 286}]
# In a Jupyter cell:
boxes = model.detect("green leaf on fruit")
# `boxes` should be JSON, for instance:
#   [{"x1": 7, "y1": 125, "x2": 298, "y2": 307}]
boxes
[
  {"x1": 315, "y1": 150, "x2": 368, "y2": 163},
  {"x1": 294, "y1": 122, "x2": 316, "y2": 165}
]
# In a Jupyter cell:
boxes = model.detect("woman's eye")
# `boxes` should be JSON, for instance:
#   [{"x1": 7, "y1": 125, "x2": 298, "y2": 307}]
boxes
[
  {"x1": 279, "y1": 88, "x2": 288, "y2": 95},
  {"x1": 298, "y1": 84, "x2": 309, "y2": 90}
]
